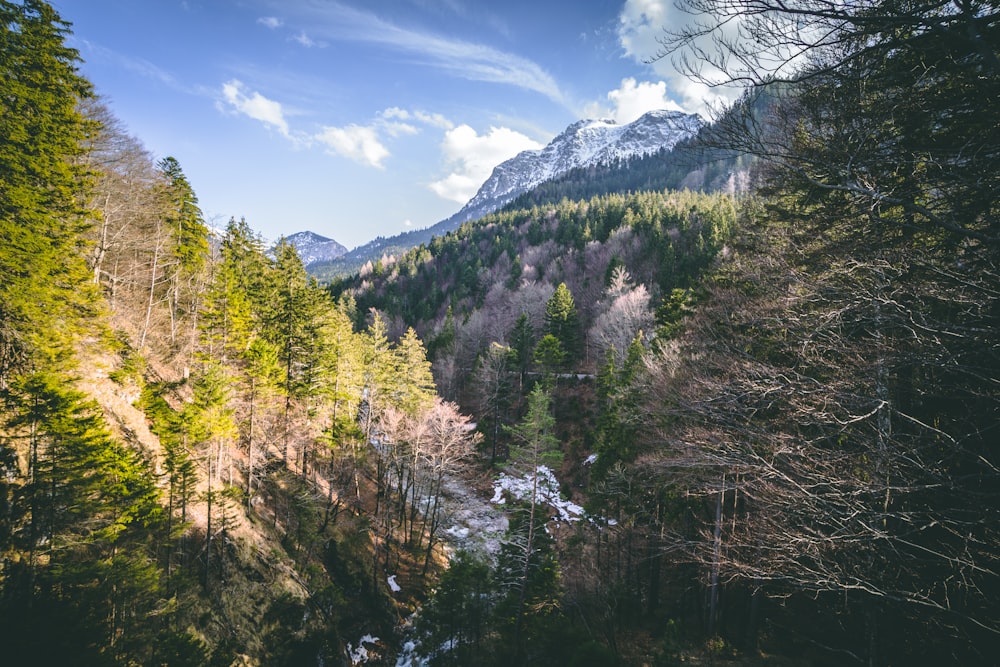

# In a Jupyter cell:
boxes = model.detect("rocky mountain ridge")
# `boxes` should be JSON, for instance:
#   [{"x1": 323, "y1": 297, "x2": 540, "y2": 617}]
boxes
[
  {"x1": 281, "y1": 230, "x2": 348, "y2": 267},
  {"x1": 447, "y1": 109, "x2": 702, "y2": 227}
]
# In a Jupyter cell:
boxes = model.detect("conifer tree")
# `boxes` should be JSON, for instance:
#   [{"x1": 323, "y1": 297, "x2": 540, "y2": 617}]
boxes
[
  {"x1": 185, "y1": 361, "x2": 237, "y2": 589},
  {"x1": 158, "y1": 156, "x2": 208, "y2": 346},
  {"x1": 498, "y1": 385, "x2": 563, "y2": 656},
  {"x1": 0, "y1": 0, "x2": 98, "y2": 380},
  {"x1": 542, "y1": 282, "x2": 581, "y2": 366},
  {"x1": 509, "y1": 313, "x2": 534, "y2": 395},
  {"x1": 394, "y1": 327, "x2": 436, "y2": 417},
  {"x1": 1, "y1": 373, "x2": 166, "y2": 665}
]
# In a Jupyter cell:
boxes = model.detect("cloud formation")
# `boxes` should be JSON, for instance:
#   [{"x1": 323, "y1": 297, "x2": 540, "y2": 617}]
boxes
[
  {"x1": 617, "y1": 0, "x2": 739, "y2": 114},
  {"x1": 221, "y1": 79, "x2": 291, "y2": 137},
  {"x1": 278, "y1": 3, "x2": 571, "y2": 109},
  {"x1": 586, "y1": 78, "x2": 684, "y2": 124},
  {"x1": 315, "y1": 124, "x2": 390, "y2": 168},
  {"x1": 381, "y1": 107, "x2": 454, "y2": 131},
  {"x1": 429, "y1": 125, "x2": 542, "y2": 203},
  {"x1": 293, "y1": 31, "x2": 329, "y2": 48},
  {"x1": 257, "y1": 16, "x2": 282, "y2": 29}
]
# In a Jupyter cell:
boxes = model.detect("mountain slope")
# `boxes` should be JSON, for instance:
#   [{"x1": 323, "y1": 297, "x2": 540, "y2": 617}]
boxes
[
  {"x1": 448, "y1": 110, "x2": 702, "y2": 227},
  {"x1": 311, "y1": 109, "x2": 703, "y2": 281},
  {"x1": 282, "y1": 230, "x2": 348, "y2": 266}
]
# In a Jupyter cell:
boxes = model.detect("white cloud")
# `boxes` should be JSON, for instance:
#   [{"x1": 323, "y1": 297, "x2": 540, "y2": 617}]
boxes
[
  {"x1": 257, "y1": 16, "x2": 282, "y2": 29},
  {"x1": 618, "y1": 0, "x2": 739, "y2": 114},
  {"x1": 381, "y1": 107, "x2": 410, "y2": 121},
  {"x1": 586, "y1": 78, "x2": 685, "y2": 124},
  {"x1": 429, "y1": 125, "x2": 542, "y2": 203},
  {"x1": 413, "y1": 110, "x2": 454, "y2": 130},
  {"x1": 381, "y1": 107, "x2": 454, "y2": 130},
  {"x1": 315, "y1": 124, "x2": 390, "y2": 168},
  {"x1": 221, "y1": 79, "x2": 291, "y2": 137},
  {"x1": 279, "y1": 3, "x2": 571, "y2": 109},
  {"x1": 294, "y1": 31, "x2": 327, "y2": 48},
  {"x1": 383, "y1": 121, "x2": 418, "y2": 138}
]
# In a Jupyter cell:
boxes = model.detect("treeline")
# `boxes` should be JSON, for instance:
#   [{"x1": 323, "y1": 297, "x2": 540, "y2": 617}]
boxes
[
  {"x1": 336, "y1": 189, "x2": 737, "y2": 384},
  {"x1": 505, "y1": 136, "x2": 752, "y2": 213},
  {"x1": 310, "y1": 128, "x2": 750, "y2": 284}
]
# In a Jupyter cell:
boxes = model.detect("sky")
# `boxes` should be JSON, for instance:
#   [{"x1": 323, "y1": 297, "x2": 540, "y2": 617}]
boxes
[{"x1": 52, "y1": 0, "x2": 735, "y2": 250}]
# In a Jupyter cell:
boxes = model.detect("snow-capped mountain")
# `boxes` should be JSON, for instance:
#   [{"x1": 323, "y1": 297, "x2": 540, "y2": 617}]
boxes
[
  {"x1": 282, "y1": 231, "x2": 348, "y2": 267},
  {"x1": 442, "y1": 109, "x2": 702, "y2": 229},
  {"x1": 308, "y1": 108, "x2": 703, "y2": 279}
]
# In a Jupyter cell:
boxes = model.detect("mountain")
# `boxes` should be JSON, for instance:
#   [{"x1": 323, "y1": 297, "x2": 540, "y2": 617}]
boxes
[
  {"x1": 444, "y1": 109, "x2": 702, "y2": 228},
  {"x1": 310, "y1": 109, "x2": 703, "y2": 281},
  {"x1": 282, "y1": 230, "x2": 348, "y2": 266}
]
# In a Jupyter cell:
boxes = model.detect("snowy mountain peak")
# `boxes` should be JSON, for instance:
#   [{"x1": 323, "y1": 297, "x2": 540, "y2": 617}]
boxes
[
  {"x1": 282, "y1": 231, "x2": 348, "y2": 267},
  {"x1": 445, "y1": 109, "x2": 703, "y2": 229}
]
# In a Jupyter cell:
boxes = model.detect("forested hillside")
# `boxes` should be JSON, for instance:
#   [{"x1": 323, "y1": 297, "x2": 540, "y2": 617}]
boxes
[
  {"x1": 2, "y1": 0, "x2": 998, "y2": 665},
  {"x1": 1, "y1": 3, "x2": 471, "y2": 664}
]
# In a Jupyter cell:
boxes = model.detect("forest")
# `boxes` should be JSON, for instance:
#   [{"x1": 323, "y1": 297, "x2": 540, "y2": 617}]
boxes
[{"x1": 1, "y1": 0, "x2": 998, "y2": 665}]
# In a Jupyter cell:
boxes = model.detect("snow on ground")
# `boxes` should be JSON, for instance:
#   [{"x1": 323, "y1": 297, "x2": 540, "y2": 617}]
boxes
[
  {"x1": 437, "y1": 474, "x2": 509, "y2": 557},
  {"x1": 347, "y1": 634, "x2": 380, "y2": 665},
  {"x1": 491, "y1": 465, "x2": 586, "y2": 522},
  {"x1": 387, "y1": 574, "x2": 401, "y2": 592},
  {"x1": 395, "y1": 639, "x2": 429, "y2": 667}
]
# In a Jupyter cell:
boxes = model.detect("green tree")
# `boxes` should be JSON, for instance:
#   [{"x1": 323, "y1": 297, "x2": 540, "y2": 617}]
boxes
[
  {"x1": 266, "y1": 239, "x2": 317, "y2": 467},
  {"x1": 417, "y1": 550, "x2": 495, "y2": 666},
  {"x1": 0, "y1": 0, "x2": 98, "y2": 379},
  {"x1": 158, "y1": 156, "x2": 208, "y2": 347},
  {"x1": 185, "y1": 361, "x2": 237, "y2": 590},
  {"x1": 592, "y1": 333, "x2": 645, "y2": 480},
  {"x1": 499, "y1": 385, "x2": 563, "y2": 657},
  {"x1": 543, "y1": 282, "x2": 581, "y2": 366},
  {"x1": 393, "y1": 326, "x2": 436, "y2": 417},
  {"x1": 509, "y1": 312, "x2": 535, "y2": 394},
  {"x1": 0, "y1": 373, "x2": 166, "y2": 665},
  {"x1": 199, "y1": 218, "x2": 267, "y2": 364},
  {"x1": 532, "y1": 334, "x2": 566, "y2": 378}
]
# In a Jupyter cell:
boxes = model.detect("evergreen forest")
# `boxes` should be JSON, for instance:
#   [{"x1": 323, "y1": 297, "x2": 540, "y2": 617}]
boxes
[{"x1": 1, "y1": 1, "x2": 998, "y2": 665}]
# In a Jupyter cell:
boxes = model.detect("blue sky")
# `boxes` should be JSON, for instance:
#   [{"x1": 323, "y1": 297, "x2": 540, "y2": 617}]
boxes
[{"x1": 53, "y1": 0, "x2": 729, "y2": 249}]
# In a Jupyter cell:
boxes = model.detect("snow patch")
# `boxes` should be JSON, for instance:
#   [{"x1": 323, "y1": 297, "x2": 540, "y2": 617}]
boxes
[
  {"x1": 436, "y1": 474, "x2": 508, "y2": 557},
  {"x1": 491, "y1": 465, "x2": 586, "y2": 522},
  {"x1": 395, "y1": 639, "x2": 429, "y2": 667},
  {"x1": 348, "y1": 634, "x2": 380, "y2": 665},
  {"x1": 387, "y1": 575, "x2": 401, "y2": 592}
]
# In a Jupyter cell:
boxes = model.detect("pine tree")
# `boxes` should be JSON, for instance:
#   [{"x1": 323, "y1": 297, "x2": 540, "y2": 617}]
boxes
[
  {"x1": 158, "y1": 156, "x2": 208, "y2": 347},
  {"x1": 185, "y1": 361, "x2": 237, "y2": 589},
  {"x1": 394, "y1": 327, "x2": 436, "y2": 417},
  {"x1": 1, "y1": 373, "x2": 166, "y2": 665},
  {"x1": 498, "y1": 385, "x2": 562, "y2": 657},
  {"x1": 0, "y1": 0, "x2": 98, "y2": 380},
  {"x1": 509, "y1": 313, "x2": 534, "y2": 395},
  {"x1": 542, "y1": 282, "x2": 581, "y2": 366}
]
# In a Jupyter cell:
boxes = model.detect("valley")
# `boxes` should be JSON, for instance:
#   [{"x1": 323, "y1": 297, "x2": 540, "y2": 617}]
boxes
[{"x1": 1, "y1": 1, "x2": 997, "y2": 666}]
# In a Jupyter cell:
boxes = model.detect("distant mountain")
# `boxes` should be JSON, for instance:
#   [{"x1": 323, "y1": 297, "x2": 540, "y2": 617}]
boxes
[
  {"x1": 281, "y1": 231, "x2": 348, "y2": 267},
  {"x1": 310, "y1": 109, "x2": 703, "y2": 281}
]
